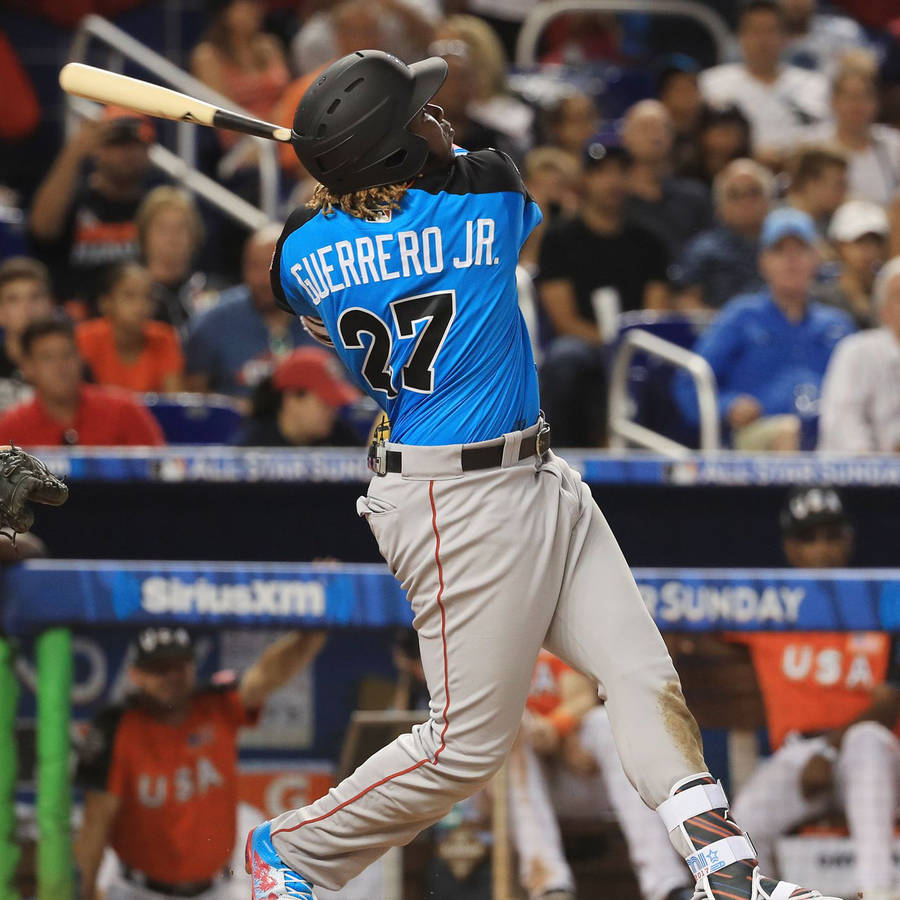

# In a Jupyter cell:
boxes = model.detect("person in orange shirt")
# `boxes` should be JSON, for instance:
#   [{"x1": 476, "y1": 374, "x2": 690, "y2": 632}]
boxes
[
  {"x1": 75, "y1": 626, "x2": 326, "y2": 900},
  {"x1": 0, "y1": 318, "x2": 164, "y2": 446},
  {"x1": 77, "y1": 261, "x2": 184, "y2": 393},
  {"x1": 509, "y1": 651, "x2": 692, "y2": 900},
  {"x1": 730, "y1": 486, "x2": 900, "y2": 900}
]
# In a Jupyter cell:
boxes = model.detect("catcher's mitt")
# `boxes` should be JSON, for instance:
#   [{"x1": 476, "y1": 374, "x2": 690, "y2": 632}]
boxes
[{"x1": 0, "y1": 446, "x2": 68, "y2": 536}]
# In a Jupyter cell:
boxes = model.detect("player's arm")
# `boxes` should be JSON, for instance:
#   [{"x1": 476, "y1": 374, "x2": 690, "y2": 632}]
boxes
[
  {"x1": 528, "y1": 668, "x2": 598, "y2": 753},
  {"x1": 29, "y1": 119, "x2": 100, "y2": 241},
  {"x1": 540, "y1": 280, "x2": 604, "y2": 344},
  {"x1": 239, "y1": 631, "x2": 327, "y2": 710},
  {"x1": 75, "y1": 790, "x2": 120, "y2": 900}
]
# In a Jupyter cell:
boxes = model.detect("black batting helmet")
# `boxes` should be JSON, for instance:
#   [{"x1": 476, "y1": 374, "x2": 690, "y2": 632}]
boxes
[{"x1": 291, "y1": 50, "x2": 448, "y2": 195}]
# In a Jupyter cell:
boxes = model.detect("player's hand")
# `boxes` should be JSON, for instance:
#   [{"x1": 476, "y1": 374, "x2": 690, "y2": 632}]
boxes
[
  {"x1": 727, "y1": 395, "x2": 762, "y2": 430},
  {"x1": 69, "y1": 119, "x2": 103, "y2": 158},
  {"x1": 800, "y1": 751, "x2": 835, "y2": 799},
  {"x1": 561, "y1": 733, "x2": 597, "y2": 776},
  {"x1": 525, "y1": 714, "x2": 560, "y2": 755}
]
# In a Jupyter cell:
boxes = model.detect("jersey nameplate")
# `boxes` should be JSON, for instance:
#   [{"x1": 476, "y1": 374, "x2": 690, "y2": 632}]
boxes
[{"x1": 290, "y1": 218, "x2": 497, "y2": 304}]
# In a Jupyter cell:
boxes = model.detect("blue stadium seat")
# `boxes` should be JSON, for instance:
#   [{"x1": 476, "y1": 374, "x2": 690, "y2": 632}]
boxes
[{"x1": 141, "y1": 393, "x2": 243, "y2": 445}]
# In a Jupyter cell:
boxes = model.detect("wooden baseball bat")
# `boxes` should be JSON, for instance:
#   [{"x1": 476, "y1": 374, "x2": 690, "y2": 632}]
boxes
[{"x1": 58, "y1": 63, "x2": 293, "y2": 143}]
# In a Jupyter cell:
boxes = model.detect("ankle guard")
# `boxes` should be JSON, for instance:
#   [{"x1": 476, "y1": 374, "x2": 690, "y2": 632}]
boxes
[{"x1": 657, "y1": 773, "x2": 757, "y2": 881}]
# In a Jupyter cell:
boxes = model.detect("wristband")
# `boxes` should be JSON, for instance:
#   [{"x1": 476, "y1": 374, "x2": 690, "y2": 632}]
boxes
[{"x1": 548, "y1": 708, "x2": 578, "y2": 738}]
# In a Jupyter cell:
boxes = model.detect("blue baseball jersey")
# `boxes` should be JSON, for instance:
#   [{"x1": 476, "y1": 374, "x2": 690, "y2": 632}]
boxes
[{"x1": 271, "y1": 149, "x2": 542, "y2": 445}]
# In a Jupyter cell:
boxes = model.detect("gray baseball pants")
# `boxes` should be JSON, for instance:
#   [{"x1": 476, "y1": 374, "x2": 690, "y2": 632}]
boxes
[{"x1": 269, "y1": 424, "x2": 706, "y2": 890}]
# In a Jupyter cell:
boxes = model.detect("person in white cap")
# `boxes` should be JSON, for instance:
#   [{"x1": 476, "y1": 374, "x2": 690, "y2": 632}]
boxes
[
  {"x1": 814, "y1": 199, "x2": 890, "y2": 328},
  {"x1": 819, "y1": 255, "x2": 900, "y2": 452}
]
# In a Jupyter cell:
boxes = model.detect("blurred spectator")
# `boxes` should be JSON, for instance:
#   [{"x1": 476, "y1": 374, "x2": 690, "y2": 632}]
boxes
[
  {"x1": 429, "y1": 39, "x2": 510, "y2": 154},
  {"x1": 233, "y1": 347, "x2": 363, "y2": 447},
  {"x1": 291, "y1": 0, "x2": 435, "y2": 77},
  {"x1": 190, "y1": 0, "x2": 289, "y2": 148},
  {"x1": 656, "y1": 55, "x2": 703, "y2": 175},
  {"x1": 674, "y1": 208, "x2": 854, "y2": 451},
  {"x1": 75, "y1": 626, "x2": 325, "y2": 900},
  {"x1": 621, "y1": 99, "x2": 713, "y2": 258},
  {"x1": 819, "y1": 255, "x2": 900, "y2": 452},
  {"x1": 511, "y1": 652, "x2": 692, "y2": 900},
  {"x1": 784, "y1": 144, "x2": 848, "y2": 236},
  {"x1": 806, "y1": 54, "x2": 900, "y2": 207},
  {"x1": 277, "y1": 0, "x2": 436, "y2": 178},
  {"x1": 519, "y1": 146, "x2": 581, "y2": 272},
  {"x1": 731, "y1": 487, "x2": 900, "y2": 900},
  {"x1": 437, "y1": 14, "x2": 535, "y2": 159},
  {"x1": 29, "y1": 110, "x2": 155, "y2": 306},
  {"x1": 538, "y1": 146, "x2": 669, "y2": 446},
  {"x1": 76, "y1": 262, "x2": 184, "y2": 394},
  {"x1": 539, "y1": 13, "x2": 624, "y2": 66},
  {"x1": 699, "y1": 0, "x2": 830, "y2": 163},
  {"x1": 544, "y1": 92, "x2": 600, "y2": 159},
  {"x1": 0, "y1": 257, "x2": 54, "y2": 413},
  {"x1": 779, "y1": 0, "x2": 870, "y2": 77},
  {"x1": 674, "y1": 159, "x2": 772, "y2": 311},
  {"x1": 677, "y1": 104, "x2": 752, "y2": 186},
  {"x1": 466, "y1": 0, "x2": 540, "y2": 58},
  {"x1": 0, "y1": 318, "x2": 164, "y2": 446},
  {"x1": 185, "y1": 225, "x2": 312, "y2": 396},
  {"x1": 814, "y1": 199, "x2": 889, "y2": 327},
  {"x1": 0, "y1": 187, "x2": 27, "y2": 263},
  {"x1": 136, "y1": 187, "x2": 221, "y2": 335}
]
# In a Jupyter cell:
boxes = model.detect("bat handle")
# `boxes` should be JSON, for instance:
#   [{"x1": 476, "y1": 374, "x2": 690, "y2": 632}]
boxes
[{"x1": 211, "y1": 109, "x2": 293, "y2": 143}]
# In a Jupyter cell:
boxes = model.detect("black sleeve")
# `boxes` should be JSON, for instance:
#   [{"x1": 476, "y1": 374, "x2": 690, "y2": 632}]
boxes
[
  {"x1": 270, "y1": 206, "x2": 316, "y2": 314},
  {"x1": 537, "y1": 221, "x2": 571, "y2": 283},
  {"x1": 641, "y1": 229, "x2": 671, "y2": 283},
  {"x1": 75, "y1": 704, "x2": 125, "y2": 793}
]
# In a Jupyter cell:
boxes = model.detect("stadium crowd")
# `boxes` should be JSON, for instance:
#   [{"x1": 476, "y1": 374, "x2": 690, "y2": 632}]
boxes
[
  {"x1": 3, "y1": 1, "x2": 900, "y2": 899},
  {"x1": 0, "y1": 0, "x2": 898, "y2": 451}
]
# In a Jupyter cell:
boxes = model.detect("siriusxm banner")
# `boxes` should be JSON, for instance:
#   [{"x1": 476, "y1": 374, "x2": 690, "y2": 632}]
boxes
[
  {"x1": 25, "y1": 448, "x2": 900, "y2": 486},
  {"x1": 3, "y1": 562, "x2": 900, "y2": 634},
  {"x1": 1, "y1": 561, "x2": 412, "y2": 633}
]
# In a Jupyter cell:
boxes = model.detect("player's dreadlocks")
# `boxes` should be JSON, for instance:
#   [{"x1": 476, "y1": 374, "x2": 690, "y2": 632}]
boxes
[{"x1": 307, "y1": 182, "x2": 409, "y2": 220}]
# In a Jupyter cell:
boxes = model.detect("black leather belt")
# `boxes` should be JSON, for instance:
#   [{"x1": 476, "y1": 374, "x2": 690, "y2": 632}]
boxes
[
  {"x1": 122, "y1": 866, "x2": 217, "y2": 897},
  {"x1": 369, "y1": 423, "x2": 551, "y2": 476}
]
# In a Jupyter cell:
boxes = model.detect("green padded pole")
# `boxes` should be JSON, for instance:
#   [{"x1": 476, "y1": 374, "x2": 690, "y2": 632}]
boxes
[
  {"x1": 35, "y1": 628, "x2": 73, "y2": 900},
  {"x1": 0, "y1": 636, "x2": 19, "y2": 900}
]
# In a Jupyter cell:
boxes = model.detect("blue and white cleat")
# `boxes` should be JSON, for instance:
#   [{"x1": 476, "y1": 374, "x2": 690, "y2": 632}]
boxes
[{"x1": 245, "y1": 822, "x2": 317, "y2": 900}]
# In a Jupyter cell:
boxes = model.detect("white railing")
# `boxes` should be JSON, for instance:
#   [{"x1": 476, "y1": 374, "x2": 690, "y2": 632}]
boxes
[
  {"x1": 515, "y1": 0, "x2": 733, "y2": 66},
  {"x1": 608, "y1": 328, "x2": 720, "y2": 455},
  {"x1": 66, "y1": 14, "x2": 279, "y2": 227}
]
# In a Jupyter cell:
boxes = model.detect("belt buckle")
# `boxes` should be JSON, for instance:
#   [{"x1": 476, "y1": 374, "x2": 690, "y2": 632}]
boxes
[
  {"x1": 367, "y1": 441, "x2": 388, "y2": 476},
  {"x1": 536, "y1": 421, "x2": 551, "y2": 458}
]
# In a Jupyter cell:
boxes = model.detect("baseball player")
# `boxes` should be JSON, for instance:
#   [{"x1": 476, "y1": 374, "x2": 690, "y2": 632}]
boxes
[
  {"x1": 247, "y1": 49, "x2": 840, "y2": 900},
  {"x1": 511, "y1": 651, "x2": 692, "y2": 900},
  {"x1": 76, "y1": 627, "x2": 326, "y2": 900},
  {"x1": 729, "y1": 487, "x2": 900, "y2": 900}
]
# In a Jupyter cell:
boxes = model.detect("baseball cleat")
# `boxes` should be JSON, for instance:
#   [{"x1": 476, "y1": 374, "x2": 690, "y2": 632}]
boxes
[
  {"x1": 245, "y1": 822, "x2": 317, "y2": 900},
  {"x1": 690, "y1": 863, "x2": 844, "y2": 900}
]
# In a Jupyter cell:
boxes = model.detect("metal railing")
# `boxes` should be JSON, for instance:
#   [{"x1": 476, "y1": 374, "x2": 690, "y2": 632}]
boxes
[
  {"x1": 66, "y1": 14, "x2": 279, "y2": 227},
  {"x1": 515, "y1": 0, "x2": 733, "y2": 66},
  {"x1": 608, "y1": 328, "x2": 720, "y2": 455}
]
